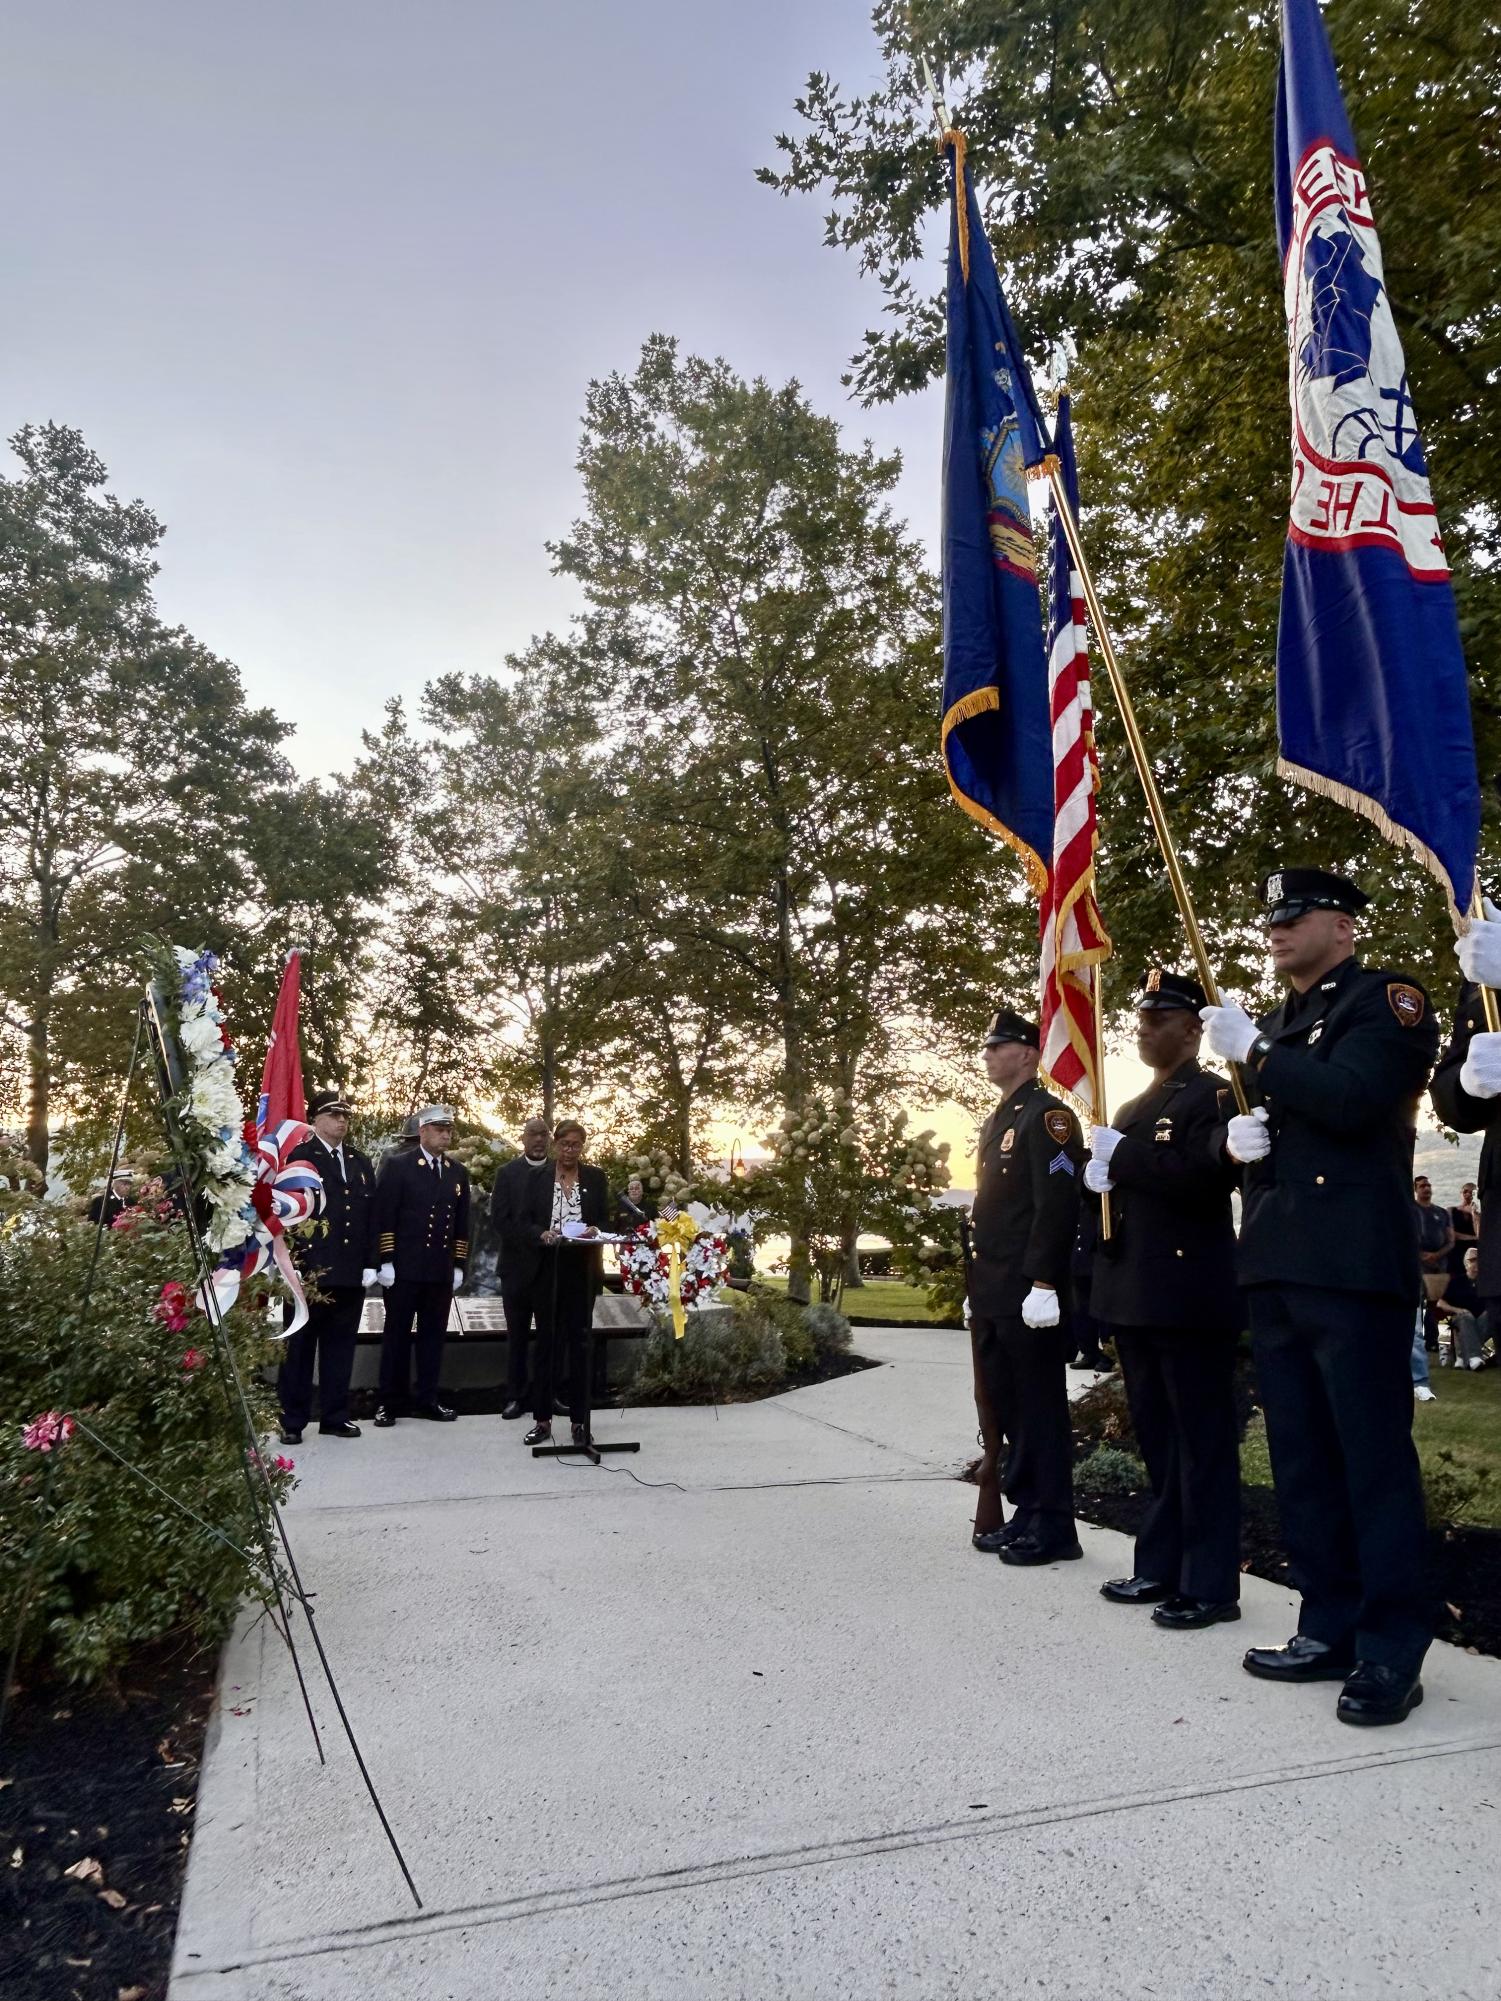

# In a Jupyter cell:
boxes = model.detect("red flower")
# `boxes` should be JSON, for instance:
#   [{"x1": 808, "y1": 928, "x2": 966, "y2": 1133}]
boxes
[
  {"x1": 22, "y1": 1411, "x2": 75, "y2": 1453},
  {"x1": 181, "y1": 1348, "x2": 207, "y2": 1373},
  {"x1": 110, "y1": 1209, "x2": 139, "y2": 1233},
  {"x1": 153, "y1": 1280, "x2": 192, "y2": 1334},
  {"x1": 272, "y1": 1454, "x2": 295, "y2": 1474}
]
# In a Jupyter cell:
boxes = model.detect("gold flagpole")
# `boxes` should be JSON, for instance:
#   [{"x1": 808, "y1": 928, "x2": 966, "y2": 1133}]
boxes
[
  {"x1": 1092, "y1": 968, "x2": 1113, "y2": 1240},
  {"x1": 1468, "y1": 885, "x2": 1501, "y2": 1033},
  {"x1": 916, "y1": 54, "x2": 1251, "y2": 1115}
]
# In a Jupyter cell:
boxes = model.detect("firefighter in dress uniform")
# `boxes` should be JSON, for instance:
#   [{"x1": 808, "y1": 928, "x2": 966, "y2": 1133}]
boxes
[
  {"x1": 372, "y1": 1104, "x2": 471, "y2": 1426},
  {"x1": 277, "y1": 1088, "x2": 377, "y2": 1444},
  {"x1": 966, "y1": 1008, "x2": 1086, "y2": 1567},
  {"x1": 1086, "y1": 972, "x2": 1243, "y2": 1629},
  {"x1": 1200, "y1": 868, "x2": 1438, "y2": 1726}
]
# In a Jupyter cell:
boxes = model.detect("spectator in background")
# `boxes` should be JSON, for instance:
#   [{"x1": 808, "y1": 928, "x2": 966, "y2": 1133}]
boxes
[
  {"x1": 1413, "y1": 1175, "x2": 1453, "y2": 1352},
  {"x1": 87, "y1": 1170, "x2": 133, "y2": 1227},
  {"x1": 1066, "y1": 1199, "x2": 1113, "y2": 1373},
  {"x1": 1437, "y1": 1246, "x2": 1490, "y2": 1371},
  {"x1": 1450, "y1": 1182, "x2": 1479, "y2": 1280},
  {"x1": 616, "y1": 1175, "x2": 651, "y2": 1231}
]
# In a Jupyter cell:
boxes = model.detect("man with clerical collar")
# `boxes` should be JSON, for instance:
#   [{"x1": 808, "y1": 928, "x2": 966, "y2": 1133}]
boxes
[
  {"x1": 488, "y1": 1117, "x2": 559, "y2": 1422},
  {"x1": 1200, "y1": 866, "x2": 1439, "y2": 1725},
  {"x1": 372, "y1": 1104, "x2": 471, "y2": 1427},
  {"x1": 966, "y1": 1007, "x2": 1085, "y2": 1567},
  {"x1": 1086, "y1": 970, "x2": 1242, "y2": 1629},
  {"x1": 279, "y1": 1089, "x2": 376, "y2": 1445}
]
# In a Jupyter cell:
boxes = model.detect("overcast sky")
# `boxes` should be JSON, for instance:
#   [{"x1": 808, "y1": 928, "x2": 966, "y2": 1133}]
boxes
[{"x1": 3, "y1": 0, "x2": 944, "y2": 778}]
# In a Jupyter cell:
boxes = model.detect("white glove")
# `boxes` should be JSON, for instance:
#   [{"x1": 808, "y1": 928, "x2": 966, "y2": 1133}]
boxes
[
  {"x1": 1459, "y1": 1030, "x2": 1501, "y2": 1101},
  {"x1": 1021, "y1": 1284, "x2": 1061, "y2": 1329},
  {"x1": 1089, "y1": 1125, "x2": 1122, "y2": 1165},
  {"x1": 1083, "y1": 1158, "x2": 1114, "y2": 1195},
  {"x1": 1457, "y1": 897, "x2": 1501, "y2": 987},
  {"x1": 452, "y1": 1267, "x2": 464, "y2": 1292},
  {"x1": 377, "y1": 1262, "x2": 395, "y2": 1287},
  {"x1": 1225, "y1": 1108, "x2": 1271, "y2": 1163},
  {"x1": 360, "y1": 1267, "x2": 377, "y2": 1289},
  {"x1": 1199, "y1": 1001, "x2": 1258, "y2": 1064}
]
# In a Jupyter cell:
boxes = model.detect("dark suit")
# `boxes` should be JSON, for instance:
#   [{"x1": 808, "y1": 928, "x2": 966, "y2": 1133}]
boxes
[
  {"x1": 1223, "y1": 957, "x2": 1439, "y2": 1675},
  {"x1": 1430, "y1": 983, "x2": 1501, "y2": 1310},
  {"x1": 489, "y1": 1154, "x2": 556, "y2": 1402},
  {"x1": 967, "y1": 1080, "x2": 1083, "y2": 1542},
  {"x1": 533, "y1": 1163, "x2": 611, "y2": 1426},
  {"x1": 278, "y1": 1137, "x2": 376, "y2": 1433},
  {"x1": 374, "y1": 1147, "x2": 472, "y2": 1409},
  {"x1": 1092, "y1": 1060, "x2": 1242, "y2": 1601}
]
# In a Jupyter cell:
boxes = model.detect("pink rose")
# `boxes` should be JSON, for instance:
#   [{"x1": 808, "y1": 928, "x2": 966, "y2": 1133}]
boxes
[
  {"x1": 22, "y1": 1411, "x2": 76, "y2": 1453},
  {"x1": 181, "y1": 1348, "x2": 207, "y2": 1373},
  {"x1": 273, "y1": 1454, "x2": 295, "y2": 1474}
]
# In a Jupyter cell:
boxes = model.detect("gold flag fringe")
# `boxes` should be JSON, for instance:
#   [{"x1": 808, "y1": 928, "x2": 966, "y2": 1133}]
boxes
[
  {"x1": 941, "y1": 129, "x2": 970, "y2": 284},
  {"x1": 1276, "y1": 757, "x2": 1468, "y2": 929},
  {"x1": 941, "y1": 687, "x2": 1049, "y2": 894}
]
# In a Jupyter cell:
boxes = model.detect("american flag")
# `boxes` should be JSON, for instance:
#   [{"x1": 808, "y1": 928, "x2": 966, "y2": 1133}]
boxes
[{"x1": 1039, "y1": 393, "x2": 1110, "y2": 1116}]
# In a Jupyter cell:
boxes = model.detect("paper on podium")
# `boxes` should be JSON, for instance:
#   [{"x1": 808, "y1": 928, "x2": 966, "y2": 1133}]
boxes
[{"x1": 560, "y1": 1221, "x2": 629, "y2": 1244}]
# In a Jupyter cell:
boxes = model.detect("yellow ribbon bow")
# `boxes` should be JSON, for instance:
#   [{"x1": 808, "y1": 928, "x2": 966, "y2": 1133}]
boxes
[{"x1": 658, "y1": 1212, "x2": 699, "y2": 1340}]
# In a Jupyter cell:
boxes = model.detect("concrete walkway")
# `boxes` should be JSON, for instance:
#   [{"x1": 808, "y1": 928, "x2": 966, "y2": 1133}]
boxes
[{"x1": 172, "y1": 1328, "x2": 1501, "y2": 2000}]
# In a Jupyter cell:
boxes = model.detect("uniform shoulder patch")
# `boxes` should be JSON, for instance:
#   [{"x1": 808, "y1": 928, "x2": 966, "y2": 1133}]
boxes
[
  {"x1": 1387, "y1": 981, "x2": 1425, "y2": 1028},
  {"x1": 1044, "y1": 1108, "x2": 1072, "y2": 1144}
]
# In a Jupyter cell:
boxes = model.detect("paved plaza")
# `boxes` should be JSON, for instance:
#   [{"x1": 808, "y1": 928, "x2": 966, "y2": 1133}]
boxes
[{"x1": 171, "y1": 1329, "x2": 1501, "y2": 2000}]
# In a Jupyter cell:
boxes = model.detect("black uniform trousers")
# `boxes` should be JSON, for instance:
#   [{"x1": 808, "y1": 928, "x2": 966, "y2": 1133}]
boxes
[
  {"x1": 533, "y1": 1246, "x2": 593, "y2": 1426},
  {"x1": 1111, "y1": 1325, "x2": 1240, "y2": 1603},
  {"x1": 278, "y1": 1287, "x2": 363, "y2": 1432},
  {"x1": 972, "y1": 1314, "x2": 1075, "y2": 1539},
  {"x1": 379, "y1": 1278, "x2": 450, "y2": 1408},
  {"x1": 1248, "y1": 1284, "x2": 1433, "y2": 1675},
  {"x1": 502, "y1": 1281, "x2": 545, "y2": 1403}
]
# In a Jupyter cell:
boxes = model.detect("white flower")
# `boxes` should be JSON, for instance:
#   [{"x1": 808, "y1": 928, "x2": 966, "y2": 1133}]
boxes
[{"x1": 179, "y1": 1012, "x2": 224, "y2": 1062}]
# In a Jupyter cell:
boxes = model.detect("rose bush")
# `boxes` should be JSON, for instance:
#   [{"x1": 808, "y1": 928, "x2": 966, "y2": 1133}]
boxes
[{"x1": 1, "y1": 1192, "x2": 293, "y2": 1685}]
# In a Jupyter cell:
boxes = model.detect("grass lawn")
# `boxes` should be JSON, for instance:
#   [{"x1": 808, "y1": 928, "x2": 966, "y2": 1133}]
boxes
[
  {"x1": 1242, "y1": 1361, "x2": 1501, "y2": 1529},
  {"x1": 752, "y1": 1273, "x2": 953, "y2": 1325}
]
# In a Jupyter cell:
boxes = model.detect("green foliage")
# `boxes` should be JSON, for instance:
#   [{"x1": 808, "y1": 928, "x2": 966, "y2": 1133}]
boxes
[
  {"x1": 1422, "y1": 1447, "x2": 1494, "y2": 1532},
  {"x1": 0, "y1": 1200, "x2": 292, "y2": 1684},
  {"x1": 1069, "y1": 1371, "x2": 1137, "y2": 1452},
  {"x1": 802, "y1": 1300, "x2": 854, "y2": 1364},
  {"x1": 624, "y1": 1300, "x2": 787, "y2": 1401},
  {"x1": 764, "y1": 1, "x2": 1501, "y2": 991},
  {"x1": 1075, "y1": 1444, "x2": 1149, "y2": 1496}
]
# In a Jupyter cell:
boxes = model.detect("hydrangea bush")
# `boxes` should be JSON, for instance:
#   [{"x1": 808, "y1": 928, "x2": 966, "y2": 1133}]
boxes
[{"x1": 1, "y1": 1193, "x2": 292, "y2": 1685}]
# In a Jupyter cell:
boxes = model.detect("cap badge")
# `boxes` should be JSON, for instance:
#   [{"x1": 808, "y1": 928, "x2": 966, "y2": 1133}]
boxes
[
  {"x1": 1267, "y1": 872, "x2": 1283, "y2": 904},
  {"x1": 1145, "y1": 968, "x2": 1163, "y2": 992}
]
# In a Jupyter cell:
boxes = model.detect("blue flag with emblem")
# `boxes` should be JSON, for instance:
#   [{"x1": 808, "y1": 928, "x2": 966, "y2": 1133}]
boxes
[
  {"x1": 939, "y1": 130, "x2": 1053, "y2": 894},
  {"x1": 1274, "y1": 0, "x2": 1481, "y2": 919}
]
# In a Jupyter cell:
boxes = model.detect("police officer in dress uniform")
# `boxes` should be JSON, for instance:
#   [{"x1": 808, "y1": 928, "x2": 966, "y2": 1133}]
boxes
[
  {"x1": 1086, "y1": 972, "x2": 1243, "y2": 1629},
  {"x1": 1430, "y1": 898, "x2": 1501, "y2": 1340},
  {"x1": 372, "y1": 1105, "x2": 471, "y2": 1426},
  {"x1": 277, "y1": 1089, "x2": 377, "y2": 1445},
  {"x1": 967, "y1": 1008, "x2": 1086, "y2": 1567},
  {"x1": 1201, "y1": 868, "x2": 1438, "y2": 1726}
]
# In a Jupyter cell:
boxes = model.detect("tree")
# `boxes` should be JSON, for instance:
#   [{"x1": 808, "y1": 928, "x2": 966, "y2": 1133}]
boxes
[
  {"x1": 763, "y1": 0, "x2": 1501, "y2": 1000},
  {"x1": 552, "y1": 338, "x2": 1032, "y2": 1287},
  {"x1": 0, "y1": 425, "x2": 299, "y2": 1169}
]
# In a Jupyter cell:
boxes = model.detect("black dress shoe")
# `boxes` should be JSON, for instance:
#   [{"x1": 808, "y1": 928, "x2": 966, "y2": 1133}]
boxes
[
  {"x1": 972, "y1": 1525, "x2": 1018, "y2": 1553},
  {"x1": 318, "y1": 1420, "x2": 361, "y2": 1439},
  {"x1": 1100, "y1": 1575, "x2": 1173, "y2": 1605},
  {"x1": 278, "y1": 1427, "x2": 303, "y2": 1445},
  {"x1": 501, "y1": 1400, "x2": 527, "y2": 1421},
  {"x1": 1152, "y1": 1596, "x2": 1241, "y2": 1631},
  {"x1": 1069, "y1": 1355, "x2": 1113, "y2": 1372},
  {"x1": 373, "y1": 1406, "x2": 398, "y2": 1428},
  {"x1": 412, "y1": 1401, "x2": 457, "y2": 1422},
  {"x1": 1336, "y1": 1662, "x2": 1424, "y2": 1727},
  {"x1": 524, "y1": 1422, "x2": 552, "y2": 1446},
  {"x1": 1242, "y1": 1634, "x2": 1354, "y2": 1682},
  {"x1": 998, "y1": 1534, "x2": 1084, "y2": 1566}
]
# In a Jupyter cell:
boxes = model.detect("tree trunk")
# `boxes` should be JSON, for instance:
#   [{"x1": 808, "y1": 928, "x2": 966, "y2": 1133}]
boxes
[
  {"x1": 26, "y1": 1007, "x2": 50, "y2": 1175},
  {"x1": 841, "y1": 1232, "x2": 864, "y2": 1290}
]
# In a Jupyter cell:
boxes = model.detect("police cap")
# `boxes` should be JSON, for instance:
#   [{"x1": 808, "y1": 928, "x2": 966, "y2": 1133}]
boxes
[
  {"x1": 307, "y1": 1088, "x2": 353, "y2": 1118},
  {"x1": 1134, "y1": 968, "x2": 1208, "y2": 1013},
  {"x1": 1259, "y1": 867, "x2": 1369, "y2": 927},
  {"x1": 983, "y1": 1008, "x2": 1040, "y2": 1049}
]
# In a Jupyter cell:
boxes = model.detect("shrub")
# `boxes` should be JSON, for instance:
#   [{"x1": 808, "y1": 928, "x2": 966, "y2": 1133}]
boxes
[
  {"x1": 624, "y1": 1301, "x2": 786, "y2": 1402},
  {"x1": 1075, "y1": 1444, "x2": 1149, "y2": 1495},
  {"x1": 0, "y1": 1198, "x2": 293, "y2": 1685},
  {"x1": 802, "y1": 1301, "x2": 853, "y2": 1365},
  {"x1": 1423, "y1": 1447, "x2": 1495, "y2": 1531}
]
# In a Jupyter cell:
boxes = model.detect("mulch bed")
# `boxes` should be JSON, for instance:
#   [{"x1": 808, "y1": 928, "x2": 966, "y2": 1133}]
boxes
[{"x1": 0, "y1": 1634, "x2": 217, "y2": 2001}]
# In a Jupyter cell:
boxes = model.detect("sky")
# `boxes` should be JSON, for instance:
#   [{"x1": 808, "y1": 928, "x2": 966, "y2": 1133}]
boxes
[{"x1": 3, "y1": 0, "x2": 946, "y2": 778}]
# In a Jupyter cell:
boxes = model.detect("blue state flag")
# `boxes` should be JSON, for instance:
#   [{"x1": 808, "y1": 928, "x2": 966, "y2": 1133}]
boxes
[
  {"x1": 1274, "y1": 0, "x2": 1480, "y2": 917},
  {"x1": 940, "y1": 132, "x2": 1053, "y2": 894}
]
